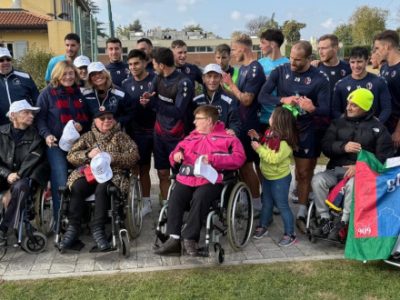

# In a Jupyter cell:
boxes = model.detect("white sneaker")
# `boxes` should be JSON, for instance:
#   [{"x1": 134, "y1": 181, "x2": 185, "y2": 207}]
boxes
[{"x1": 142, "y1": 198, "x2": 152, "y2": 217}]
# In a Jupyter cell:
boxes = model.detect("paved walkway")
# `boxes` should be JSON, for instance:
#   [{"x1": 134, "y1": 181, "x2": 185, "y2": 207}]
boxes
[{"x1": 0, "y1": 165, "x2": 344, "y2": 281}]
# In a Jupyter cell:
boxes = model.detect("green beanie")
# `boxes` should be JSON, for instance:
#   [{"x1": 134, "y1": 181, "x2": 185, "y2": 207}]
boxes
[{"x1": 347, "y1": 88, "x2": 374, "y2": 111}]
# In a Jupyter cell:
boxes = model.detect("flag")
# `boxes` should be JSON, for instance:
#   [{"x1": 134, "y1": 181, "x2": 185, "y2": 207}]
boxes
[{"x1": 345, "y1": 150, "x2": 400, "y2": 261}]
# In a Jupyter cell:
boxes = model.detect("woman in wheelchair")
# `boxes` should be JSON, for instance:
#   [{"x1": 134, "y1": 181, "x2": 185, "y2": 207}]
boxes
[
  {"x1": 154, "y1": 105, "x2": 246, "y2": 256},
  {"x1": 0, "y1": 100, "x2": 48, "y2": 247},
  {"x1": 59, "y1": 109, "x2": 139, "y2": 251}
]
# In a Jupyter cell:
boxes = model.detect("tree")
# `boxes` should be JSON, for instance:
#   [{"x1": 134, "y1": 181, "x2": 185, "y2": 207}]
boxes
[
  {"x1": 334, "y1": 24, "x2": 353, "y2": 45},
  {"x1": 245, "y1": 14, "x2": 279, "y2": 36},
  {"x1": 350, "y1": 6, "x2": 388, "y2": 45},
  {"x1": 183, "y1": 24, "x2": 204, "y2": 32},
  {"x1": 281, "y1": 20, "x2": 306, "y2": 44},
  {"x1": 129, "y1": 19, "x2": 143, "y2": 32},
  {"x1": 87, "y1": 0, "x2": 107, "y2": 38}
]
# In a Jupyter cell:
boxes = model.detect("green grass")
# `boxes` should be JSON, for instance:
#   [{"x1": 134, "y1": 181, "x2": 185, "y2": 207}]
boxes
[{"x1": 1, "y1": 260, "x2": 399, "y2": 299}]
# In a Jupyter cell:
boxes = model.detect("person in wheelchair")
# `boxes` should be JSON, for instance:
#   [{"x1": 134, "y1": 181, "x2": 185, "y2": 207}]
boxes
[
  {"x1": 0, "y1": 100, "x2": 47, "y2": 247},
  {"x1": 154, "y1": 105, "x2": 246, "y2": 256},
  {"x1": 311, "y1": 88, "x2": 393, "y2": 240},
  {"x1": 59, "y1": 109, "x2": 139, "y2": 251}
]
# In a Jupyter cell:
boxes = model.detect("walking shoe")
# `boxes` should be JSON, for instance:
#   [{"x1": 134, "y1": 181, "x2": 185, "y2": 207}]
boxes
[
  {"x1": 142, "y1": 198, "x2": 152, "y2": 217},
  {"x1": 154, "y1": 237, "x2": 181, "y2": 256},
  {"x1": 290, "y1": 187, "x2": 299, "y2": 204},
  {"x1": 183, "y1": 239, "x2": 198, "y2": 257},
  {"x1": 320, "y1": 218, "x2": 333, "y2": 236},
  {"x1": 253, "y1": 226, "x2": 268, "y2": 239},
  {"x1": 278, "y1": 235, "x2": 297, "y2": 247},
  {"x1": 328, "y1": 221, "x2": 348, "y2": 242},
  {"x1": 0, "y1": 229, "x2": 7, "y2": 247},
  {"x1": 296, "y1": 217, "x2": 307, "y2": 234}
]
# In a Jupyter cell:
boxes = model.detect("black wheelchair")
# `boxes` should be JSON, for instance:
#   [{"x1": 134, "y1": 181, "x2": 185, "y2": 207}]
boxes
[
  {"x1": 0, "y1": 180, "x2": 48, "y2": 255},
  {"x1": 154, "y1": 172, "x2": 254, "y2": 263},
  {"x1": 54, "y1": 174, "x2": 142, "y2": 258}
]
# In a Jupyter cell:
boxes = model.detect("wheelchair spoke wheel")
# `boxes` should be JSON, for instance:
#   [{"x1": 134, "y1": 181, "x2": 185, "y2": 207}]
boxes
[
  {"x1": 22, "y1": 231, "x2": 47, "y2": 254},
  {"x1": 119, "y1": 230, "x2": 130, "y2": 258},
  {"x1": 227, "y1": 182, "x2": 253, "y2": 251},
  {"x1": 34, "y1": 185, "x2": 54, "y2": 235},
  {"x1": 125, "y1": 176, "x2": 143, "y2": 239}
]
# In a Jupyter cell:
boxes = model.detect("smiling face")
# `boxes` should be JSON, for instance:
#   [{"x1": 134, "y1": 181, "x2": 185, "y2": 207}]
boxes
[
  {"x1": 203, "y1": 72, "x2": 222, "y2": 93},
  {"x1": 128, "y1": 56, "x2": 146, "y2": 79},
  {"x1": 107, "y1": 42, "x2": 122, "y2": 63},
  {"x1": 172, "y1": 46, "x2": 187, "y2": 67},
  {"x1": 94, "y1": 113, "x2": 116, "y2": 133},
  {"x1": 349, "y1": 56, "x2": 368, "y2": 79},
  {"x1": 59, "y1": 67, "x2": 76, "y2": 87},
  {"x1": 0, "y1": 56, "x2": 12, "y2": 75},
  {"x1": 89, "y1": 71, "x2": 107, "y2": 89},
  {"x1": 65, "y1": 39, "x2": 80, "y2": 60}
]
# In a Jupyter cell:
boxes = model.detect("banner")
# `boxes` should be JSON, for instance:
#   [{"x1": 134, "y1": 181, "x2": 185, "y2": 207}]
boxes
[{"x1": 345, "y1": 150, "x2": 400, "y2": 261}]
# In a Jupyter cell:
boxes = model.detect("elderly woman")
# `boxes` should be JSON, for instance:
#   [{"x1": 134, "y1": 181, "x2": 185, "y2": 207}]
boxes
[
  {"x1": 59, "y1": 110, "x2": 139, "y2": 251},
  {"x1": 154, "y1": 105, "x2": 246, "y2": 257},
  {"x1": 36, "y1": 60, "x2": 90, "y2": 223},
  {"x1": 81, "y1": 62, "x2": 131, "y2": 126}
]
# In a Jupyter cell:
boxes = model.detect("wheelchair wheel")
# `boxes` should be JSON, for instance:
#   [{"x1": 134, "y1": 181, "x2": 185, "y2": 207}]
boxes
[
  {"x1": 227, "y1": 182, "x2": 253, "y2": 251},
  {"x1": 125, "y1": 176, "x2": 143, "y2": 239},
  {"x1": 34, "y1": 184, "x2": 54, "y2": 235},
  {"x1": 214, "y1": 243, "x2": 225, "y2": 264},
  {"x1": 119, "y1": 230, "x2": 130, "y2": 258},
  {"x1": 22, "y1": 231, "x2": 47, "y2": 254}
]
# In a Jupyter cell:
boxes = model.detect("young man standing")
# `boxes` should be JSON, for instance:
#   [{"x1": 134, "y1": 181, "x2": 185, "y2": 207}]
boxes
[
  {"x1": 223, "y1": 34, "x2": 266, "y2": 211},
  {"x1": 136, "y1": 38, "x2": 154, "y2": 73},
  {"x1": 45, "y1": 33, "x2": 80, "y2": 83},
  {"x1": 214, "y1": 44, "x2": 239, "y2": 90},
  {"x1": 332, "y1": 46, "x2": 391, "y2": 123},
  {"x1": 122, "y1": 49, "x2": 156, "y2": 216},
  {"x1": 105, "y1": 37, "x2": 130, "y2": 87}
]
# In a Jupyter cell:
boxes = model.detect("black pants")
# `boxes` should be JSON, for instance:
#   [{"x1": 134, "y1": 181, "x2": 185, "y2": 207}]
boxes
[
  {"x1": 68, "y1": 177, "x2": 111, "y2": 228},
  {"x1": 0, "y1": 177, "x2": 30, "y2": 231},
  {"x1": 166, "y1": 181, "x2": 223, "y2": 241}
]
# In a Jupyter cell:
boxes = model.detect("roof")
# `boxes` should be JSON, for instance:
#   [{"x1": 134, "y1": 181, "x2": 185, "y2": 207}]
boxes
[{"x1": 0, "y1": 9, "x2": 51, "y2": 30}]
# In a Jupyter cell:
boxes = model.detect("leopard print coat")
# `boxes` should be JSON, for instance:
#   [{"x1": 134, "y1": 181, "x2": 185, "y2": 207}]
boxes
[{"x1": 67, "y1": 123, "x2": 139, "y2": 195}]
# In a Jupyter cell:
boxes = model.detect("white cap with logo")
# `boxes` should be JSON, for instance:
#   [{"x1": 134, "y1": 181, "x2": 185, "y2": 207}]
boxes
[
  {"x1": 7, "y1": 100, "x2": 40, "y2": 117},
  {"x1": 203, "y1": 63, "x2": 223, "y2": 75},
  {"x1": 59, "y1": 120, "x2": 81, "y2": 152},
  {"x1": 90, "y1": 152, "x2": 113, "y2": 183},
  {"x1": 74, "y1": 55, "x2": 91, "y2": 68},
  {"x1": 0, "y1": 47, "x2": 12, "y2": 59},
  {"x1": 88, "y1": 62, "x2": 106, "y2": 75}
]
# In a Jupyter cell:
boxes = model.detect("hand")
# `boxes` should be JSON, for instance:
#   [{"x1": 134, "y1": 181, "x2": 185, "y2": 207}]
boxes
[
  {"x1": 74, "y1": 122, "x2": 83, "y2": 132},
  {"x1": 140, "y1": 91, "x2": 155, "y2": 107},
  {"x1": 222, "y1": 72, "x2": 233, "y2": 87},
  {"x1": 251, "y1": 141, "x2": 260, "y2": 150},
  {"x1": 7, "y1": 172, "x2": 20, "y2": 184},
  {"x1": 297, "y1": 96, "x2": 315, "y2": 113},
  {"x1": 45, "y1": 135, "x2": 58, "y2": 147},
  {"x1": 280, "y1": 95, "x2": 299, "y2": 105},
  {"x1": 201, "y1": 155, "x2": 209, "y2": 164},
  {"x1": 88, "y1": 147, "x2": 101, "y2": 159},
  {"x1": 173, "y1": 151, "x2": 184, "y2": 163},
  {"x1": 310, "y1": 60, "x2": 321, "y2": 68},
  {"x1": 344, "y1": 142, "x2": 362, "y2": 153},
  {"x1": 343, "y1": 165, "x2": 356, "y2": 178},
  {"x1": 248, "y1": 129, "x2": 260, "y2": 141},
  {"x1": 392, "y1": 130, "x2": 400, "y2": 149},
  {"x1": 226, "y1": 129, "x2": 236, "y2": 136}
]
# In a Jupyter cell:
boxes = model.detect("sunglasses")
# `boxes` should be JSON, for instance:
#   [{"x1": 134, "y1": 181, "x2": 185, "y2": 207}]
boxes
[
  {"x1": 0, "y1": 57, "x2": 11, "y2": 63},
  {"x1": 98, "y1": 115, "x2": 114, "y2": 121}
]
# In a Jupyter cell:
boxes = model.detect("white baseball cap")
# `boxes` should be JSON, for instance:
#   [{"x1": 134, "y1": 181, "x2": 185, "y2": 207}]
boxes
[
  {"x1": 0, "y1": 47, "x2": 12, "y2": 59},
  {"x1": 203, "y1": 63, "x2": 223, "y2": 75},
  {"x1": 74, "y1": 55, "x2": 91, "y2": 68},
  {"x1": 88, "y1": 61, "x2": 106, "y2": 75},
  {"x1": 7, "y1": 100, "x2": 40, "y2": 117},
  {"x1": 90, "y1": 152, "x2": 113, "y2": 183},
  {"x1": 59, "y1": 120, "x2": 81, "y2": 152}
]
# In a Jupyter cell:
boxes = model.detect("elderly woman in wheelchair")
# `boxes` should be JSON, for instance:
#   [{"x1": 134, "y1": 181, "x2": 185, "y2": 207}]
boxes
[
  {"x1": 58, "y1": 109, "x2": 139, "y2": 252},
  {"x1": 154, "y1": 105, "x2": 246, "y2": 257}
]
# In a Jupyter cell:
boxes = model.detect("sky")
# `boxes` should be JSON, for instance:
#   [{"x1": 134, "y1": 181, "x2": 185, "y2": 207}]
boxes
[{"x1": 92, "y1": 0, "x2": 399, "y2": 40}]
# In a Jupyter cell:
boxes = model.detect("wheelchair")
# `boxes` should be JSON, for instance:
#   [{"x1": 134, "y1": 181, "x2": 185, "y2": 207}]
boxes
[
  {"x1": 54, "y1": 174, "x2": 143, "y2": 258},
  {"x1": 0, "y1": 180, "x2": 48, "y2": 254},
  {"x1": 154, "y1": 172, "x2": 254, "y2": 263},
  {"x1": 34, "y1": 182, "x2": 54, "y2": 236}
]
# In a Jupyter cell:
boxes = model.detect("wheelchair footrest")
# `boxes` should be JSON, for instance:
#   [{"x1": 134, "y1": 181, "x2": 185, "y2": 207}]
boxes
[
  {"x1": 197, "y1": 246, "x2": 210, "y2": 257},
  {"x1": 89, "y1": 245, "x2": 116, "y2": 253},
  {"x1": 56, "y1": 239, "x2": 85, "y2": 252}
]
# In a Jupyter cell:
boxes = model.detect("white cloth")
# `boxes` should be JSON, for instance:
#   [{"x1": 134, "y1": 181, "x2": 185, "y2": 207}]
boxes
[
  {"x1": 59, "y1": 120, "x2": 80, "y2": 152},
  {"x1": 90, "y1": 152, "x2": 113, "y2": 183}
]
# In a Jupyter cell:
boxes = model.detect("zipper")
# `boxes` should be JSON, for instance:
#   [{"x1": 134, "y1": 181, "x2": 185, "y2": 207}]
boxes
[{"x1": 4, "y1": 77, "x2": 11, "y2": 105}]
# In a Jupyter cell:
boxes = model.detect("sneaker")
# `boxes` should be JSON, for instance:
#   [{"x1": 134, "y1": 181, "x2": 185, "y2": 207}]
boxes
[
  {"x1": 296, "y1": 217, "x2": 307, "y2": 234},
  {"x1": 142, "y1": 198, "x2": 152, "y2": 217},
  {"x1": 328, "y1": 221, "x2": 348, "y2": 242},
  {"x1": 319, "y1": 218, "x2": 332, "y2": 236},
  {"x1": 290, "y1": 188, "x2": 299, "y2": 204},
  {"x1": 278, "y1": 235, "x2": 297, "y2": 247},
  {"x1": 253, "y1": 226, "x2": 268, "y2": 239}
]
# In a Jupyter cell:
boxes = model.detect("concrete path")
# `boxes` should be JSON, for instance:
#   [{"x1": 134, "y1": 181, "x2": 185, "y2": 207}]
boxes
[{"x1": 0, "y1": 165, "x2": 345, "y2": 281}]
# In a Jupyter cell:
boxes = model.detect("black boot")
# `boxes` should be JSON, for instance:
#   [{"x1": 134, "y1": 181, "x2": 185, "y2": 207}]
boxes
[
  {"x1": 60, "y1": 224, "x2": 80, "y2": 250},
  {"x1": 91, "y1": 225, "x2": 111, "y2": 251},
  {"x1": 0, "y1": 229, "x2": 7, "y2": 247},
  {"x1": 183, "y1": 239, "x2": 198, "y2": 257},
  {"x1": 154, "y1": 237, "x2": 181, "y2": 256}
]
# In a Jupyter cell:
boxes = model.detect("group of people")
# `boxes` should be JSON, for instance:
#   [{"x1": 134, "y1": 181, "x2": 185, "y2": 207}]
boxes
[{"x1": 1, "y1": 27, "x2": 400, "y2": 259}]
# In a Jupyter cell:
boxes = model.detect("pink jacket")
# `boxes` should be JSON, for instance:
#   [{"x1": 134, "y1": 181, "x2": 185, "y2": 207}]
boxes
[{"x1": 169, "y1": 121, "x2": 246, "y2": 187}]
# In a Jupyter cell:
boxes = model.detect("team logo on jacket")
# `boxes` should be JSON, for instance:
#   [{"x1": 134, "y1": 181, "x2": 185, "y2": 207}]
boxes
[
  {"x1": 109, "y1": 96, "x2": 117, "y2": 108},
  {"x1": 341, "y1": 69, "x2": 347, "y2": 77},
  {"x1": 304, "y1": 77, "x2": 311, "y2": 85},
  {"x1": 117, "y1": 70, "x2": 121, "y2": 74},
  {"x1": 186, "y1": 67, "x2": 191, "y2": 74},
  {"x1": 366, "y1": 82, "x2": 373, "y2": 90},
  {"x1": 131, "y1": 86, "x2": 135, "y2": 92},
  {"x1": 148, "y1": 82, "x2": 152, "y2": 89},
  {"x1": 285, "y1": 74, "x2": 290, "y2": 80},
  {"x1": 392, "y1": 70, "x2": 397, "y2": 78},
  {"x1": 331, "y1": 71, "x2": 336, "y2": 76},
  {"x1": 346, "y1": 86, "x2": 351, "y2": 91},
  {"x1": 12, "y1": 78, "x2": 21, "y2": 86},
  {"x1": 125, "y1": 68, "x2": 130, "y2": 75}
]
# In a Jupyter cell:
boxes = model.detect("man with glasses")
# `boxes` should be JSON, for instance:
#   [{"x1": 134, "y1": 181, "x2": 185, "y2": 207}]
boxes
[{"x1": 0, "y1": 47, "x2": 39, "y2": 126}]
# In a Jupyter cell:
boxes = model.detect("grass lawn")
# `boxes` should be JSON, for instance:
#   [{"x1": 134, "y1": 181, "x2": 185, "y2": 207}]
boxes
[{"x1": 1, "y1": 260, "x2": 399, "y2": 299}]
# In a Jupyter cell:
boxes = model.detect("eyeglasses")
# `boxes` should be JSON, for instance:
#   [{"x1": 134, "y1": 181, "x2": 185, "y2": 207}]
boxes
[
  {"x1": 98, "y1": 116, "x2": 114, "y2": 121},
  {"x1": 0, "y1": 57, "x2": 11, "y2": 63}
]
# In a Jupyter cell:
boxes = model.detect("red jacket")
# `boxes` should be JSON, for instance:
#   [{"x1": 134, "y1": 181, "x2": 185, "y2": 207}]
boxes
[{"x1": 169, "y1": 121, "x2": 246, "y2": 187}]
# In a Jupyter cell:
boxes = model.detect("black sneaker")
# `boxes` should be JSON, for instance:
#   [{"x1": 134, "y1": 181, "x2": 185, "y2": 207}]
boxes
[
  {"x1": 154, "y1": 237, "x2": 182, "y2": 256},
  {"x1": 328, "y1": 221, "x2": 347, "y2": 241}
]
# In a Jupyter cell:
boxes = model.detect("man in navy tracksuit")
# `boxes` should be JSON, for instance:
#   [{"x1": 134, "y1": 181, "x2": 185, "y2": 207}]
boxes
[
  {"x1": 258, "y1": 40, "x2": 331, "y2": 233},
  {"x1": 105, "y1": 37, "x2": 130, "y2": 87},
  {"x1": 0, "y1": 47, "x2": 39, "y2": 126}
]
